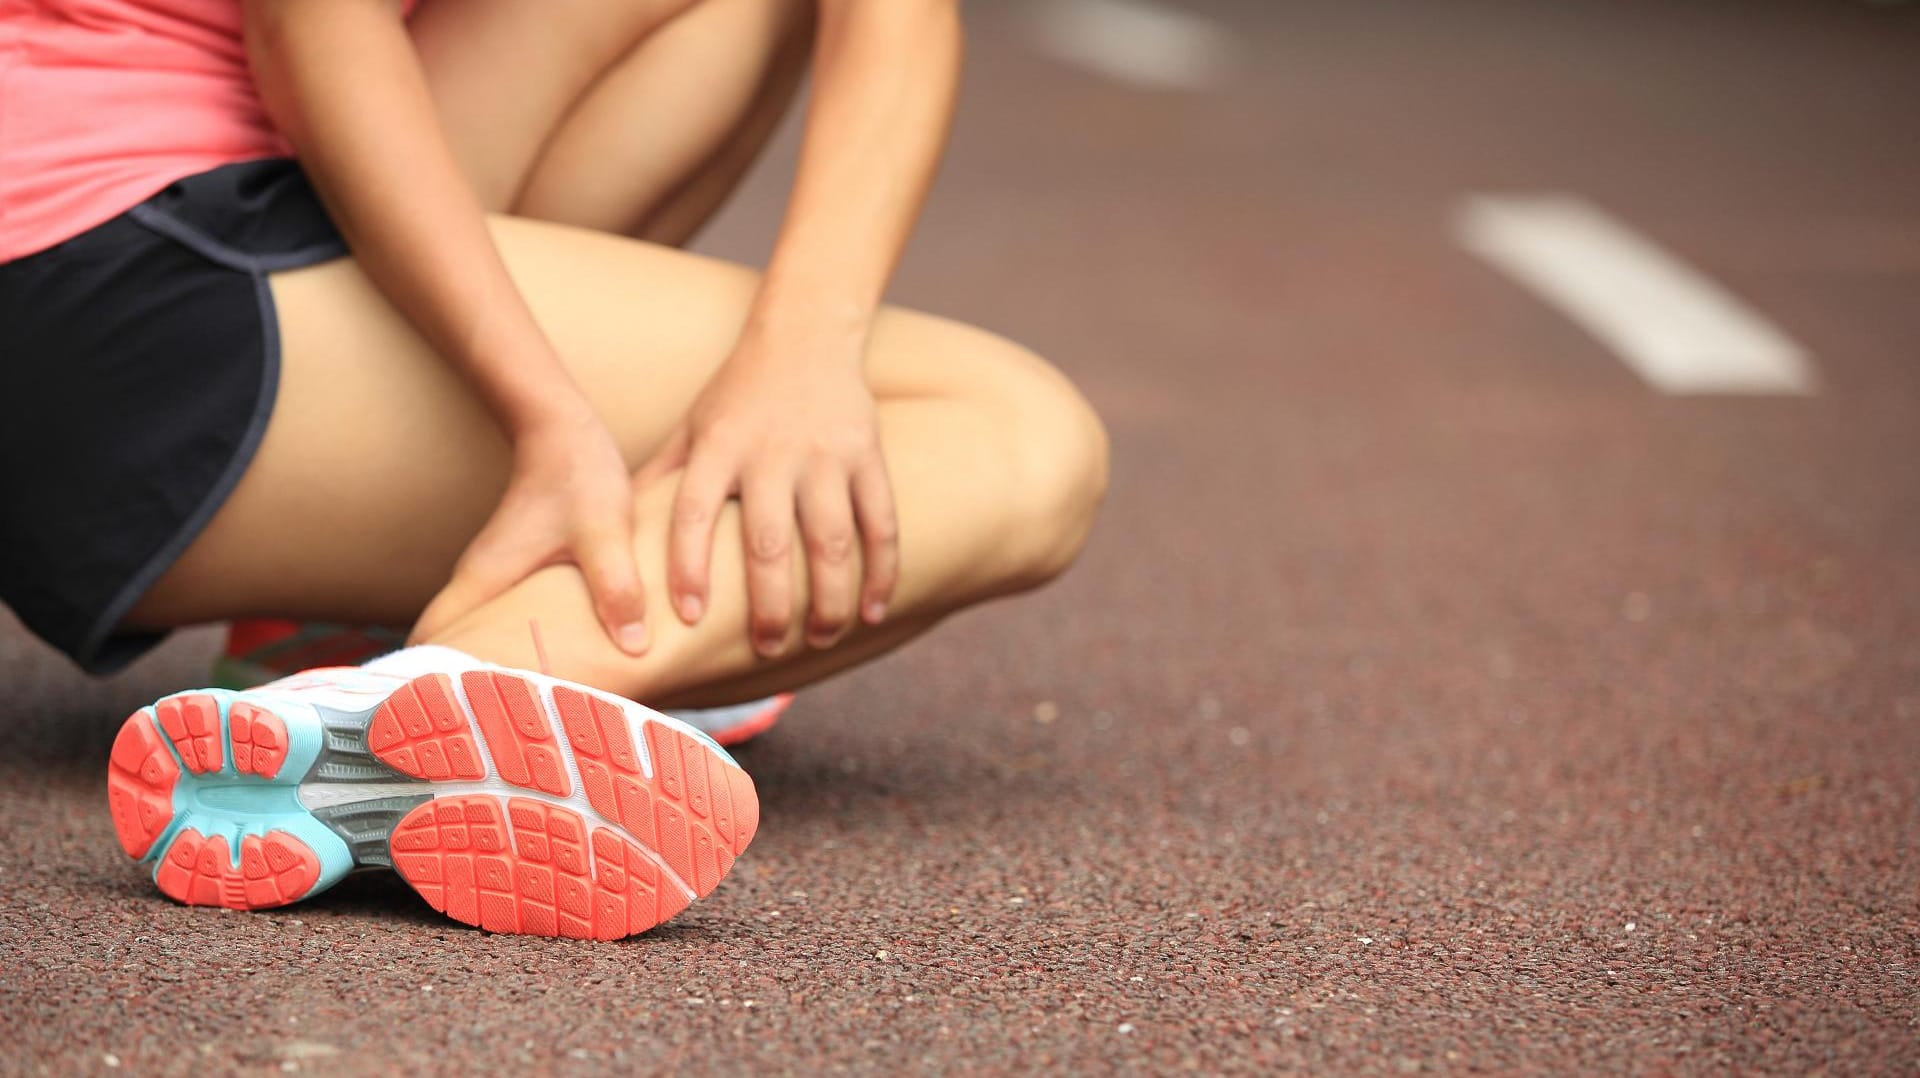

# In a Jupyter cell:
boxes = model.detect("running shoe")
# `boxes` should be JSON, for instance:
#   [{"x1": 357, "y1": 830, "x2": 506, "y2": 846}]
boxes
[
  {"x1": 666, "y1": 694, "x2": 795, "y2": 748},
  {"x1": 106, "y1": 663, "x2": 758, "y2": 939},
  {"x1": 217, "y1": 620, "x2": 792, "y2": 746}
]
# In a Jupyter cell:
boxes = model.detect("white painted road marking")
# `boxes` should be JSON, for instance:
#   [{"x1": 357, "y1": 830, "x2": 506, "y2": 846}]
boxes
[
  {"x1": 1456, "y1": 194, "x2": 1816, "y2": 395},
  {"x1": 1028, "y1": 0, "x2": 1234, "y2": 91}
]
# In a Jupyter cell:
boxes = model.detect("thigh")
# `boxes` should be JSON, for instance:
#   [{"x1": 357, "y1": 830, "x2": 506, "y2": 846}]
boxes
[{"x1": 125, "y1": 216, "x2": 1023, "y2": 629}]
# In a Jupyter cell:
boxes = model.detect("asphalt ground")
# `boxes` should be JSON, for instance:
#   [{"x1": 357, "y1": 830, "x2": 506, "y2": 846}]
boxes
[{"x1": 4, "y1": 1, "x2": 1918, "y2": 1072}]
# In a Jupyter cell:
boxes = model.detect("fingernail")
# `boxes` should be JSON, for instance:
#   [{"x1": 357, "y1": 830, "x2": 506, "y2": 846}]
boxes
[
  {"x1": 755, "y1": 634, "x2": 783, "y2": 658},
  {"x1": 678, "y1": 594, "x2": 704, "y2": 623},
  {"x1": 617, "y1": 622, "x2": 649, "y2": 653},
  {"x1": 864, "y1": 601, "x2": 887, "y2": 624}
]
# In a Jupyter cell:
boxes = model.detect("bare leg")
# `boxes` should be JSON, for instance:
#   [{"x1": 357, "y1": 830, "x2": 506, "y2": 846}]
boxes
[
  {"x1": 214, "y1": 0, "x2": 811, "y2": 668},
  {"x1": 133, "y1": 2, "x2": 1102, "y2": 705},
  {"x1": 412, "y1": 0, "x2": 810, "y2": 240},
  {"x1": 513, "y1": 0, "x2": 813, "y2": 244},
  {"x1": 431, "y1": 392, "x2": 1092, "y2": 706},
  {"x1": 127, "y1": 218, "x2": 1107, "y2": 704}
]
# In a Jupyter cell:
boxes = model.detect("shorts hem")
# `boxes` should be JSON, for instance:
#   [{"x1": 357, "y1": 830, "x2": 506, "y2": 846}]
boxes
[{"x1": 74, "y1": 209, "x2": 312, "y2": 674}]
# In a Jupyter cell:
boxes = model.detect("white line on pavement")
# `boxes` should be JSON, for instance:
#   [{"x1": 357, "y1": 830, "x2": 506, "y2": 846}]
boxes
[
  {"x1": 1028, "y1": 0, "x2": 1234, "y2": 91},
  {"x1": 1455, "y1": 194, "x2": 1816, "y2": 395}
]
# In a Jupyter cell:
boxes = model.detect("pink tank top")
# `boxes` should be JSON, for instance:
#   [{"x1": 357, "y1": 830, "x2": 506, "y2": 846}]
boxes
[{"x1": 0, "y1": 0, "x2": 290, "y2": 262}]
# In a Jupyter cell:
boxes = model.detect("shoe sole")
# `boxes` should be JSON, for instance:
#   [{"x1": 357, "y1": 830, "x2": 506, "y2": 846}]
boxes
[
  {"x1": 697, "y1": 693, "x2": 795, "y2": 748},
  {"x1": 106, "y1": 669, "x2": 758, "y2": 940}
]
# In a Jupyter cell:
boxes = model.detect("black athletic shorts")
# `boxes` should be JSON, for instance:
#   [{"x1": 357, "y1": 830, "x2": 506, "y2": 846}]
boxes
[{"x1": 0, "y1": 159, "x2": 346, "y2": 674}]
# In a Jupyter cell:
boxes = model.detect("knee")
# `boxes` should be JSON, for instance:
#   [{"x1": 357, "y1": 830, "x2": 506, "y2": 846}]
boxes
[{"x1": 969, "y1": 335, "x2": 1111, "y2": 589}]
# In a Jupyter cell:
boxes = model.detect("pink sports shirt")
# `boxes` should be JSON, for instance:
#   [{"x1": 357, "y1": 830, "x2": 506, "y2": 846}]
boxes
[{"x1": 0, "y1": 0, "x2": 290, "y2": 262}]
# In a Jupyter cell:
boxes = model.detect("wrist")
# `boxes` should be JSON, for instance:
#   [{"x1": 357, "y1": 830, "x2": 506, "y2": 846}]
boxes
[
  {"x1": 519, "y1": 399, "x2": 601, "y2": 448},
  {"x1": 746, "y1": 279, "x2": 877, "y2": 353},
  {"x1": 739, "y1": 307, "x2": 875, "y2": 370},
  {"x1": 463, "y1": 338, "x2": 597, "y2": 444},
  {"x1": 492, "y1": 373, "x2": 597, "y2": 444}
]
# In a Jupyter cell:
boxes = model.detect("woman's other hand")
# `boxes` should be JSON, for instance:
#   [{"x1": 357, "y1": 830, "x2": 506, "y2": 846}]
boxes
[{"x1": 637, "y1": 321, "x2": 899, "y2": 657}]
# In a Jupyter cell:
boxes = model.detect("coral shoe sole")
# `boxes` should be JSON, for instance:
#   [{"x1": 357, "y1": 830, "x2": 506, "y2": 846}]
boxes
[
  {"x1": 106, "y1": 669, "x2": 758, "y2": 940},
  {"x1": 680, "y1": 693, "x2": 794, "y2": 748}
]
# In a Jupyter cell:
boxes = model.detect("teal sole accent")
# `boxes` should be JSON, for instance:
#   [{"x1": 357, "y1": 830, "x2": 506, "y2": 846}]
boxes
[
  {"x1": 143, "y1": 690, "x2": 358, "y2": 899},
  {"x1": 682, "y1": 718, "x2": 737, "y2": 769}
]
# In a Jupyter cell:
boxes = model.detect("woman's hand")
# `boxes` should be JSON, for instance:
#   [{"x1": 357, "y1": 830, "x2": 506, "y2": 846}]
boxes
[
  {"x1": 619, "y1": 0, "x2": 959, "y2": 658},
  {"x1": 249, "y1": 1, "x2": 651, "y2": 655},
  {"x1": 636, "y1": 326, "x2": 899, "y2": 657},
  {"x1": 412, "y1": 405, "x2": 649, "y2": 654}
]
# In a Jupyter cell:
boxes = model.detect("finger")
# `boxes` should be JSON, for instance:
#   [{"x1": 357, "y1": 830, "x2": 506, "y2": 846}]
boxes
[
  {"x1": 740, "y1": 467, "x2": 798, "y2": 658},
  {"x1": 667, "y1": 447, "x2": 734, "y2": 625},
  {"x1": 851, "y1": 457, "x2": 901, "y2": 625},
  {"x1": 577, "y1": 508, "x2": 648, "y2": 656},
  {"x1": 632, "y1": 424, "x2": 689, "y2": 493},
  {"x1": 797, "y1": 465, "x2": 860, "y2": 649}
]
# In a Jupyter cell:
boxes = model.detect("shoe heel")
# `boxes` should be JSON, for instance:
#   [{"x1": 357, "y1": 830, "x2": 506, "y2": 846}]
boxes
[{"x1": 106, "y1": 692, "x2": 356, "y2": 910}]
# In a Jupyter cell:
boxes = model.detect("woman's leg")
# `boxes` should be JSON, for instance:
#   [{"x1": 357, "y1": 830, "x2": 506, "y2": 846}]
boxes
[
  {"x1": 214, "y1": 0, "x2": 808, "y2": 677},
  {"x1": 126, "y1": 217, "x2": 1108, "y2": 704},
  {"x1": 513, "y1": 0, "x2": 813, "y2": 245},
  {"x1": 411, "y1": 0, "x2": 811, "y2": 241},
  {"x1": 143, "y1": 0, "x2": 1097, "y2": 707}
]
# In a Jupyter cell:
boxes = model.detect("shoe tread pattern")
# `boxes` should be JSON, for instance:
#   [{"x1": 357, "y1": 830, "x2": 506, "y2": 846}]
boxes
[
  {"x1": 111, "y1": 692, "x2": 329, "y2": 910},
  {"x1": 373, "y1": 672, "x2": 755, "y2": 939},
  {"x1": 106, "y1": 713, "x2": 181, "y2": 859},
  {"x1": 154, "y1": 695, "x2": 223, "y2": 774},
  {"x1": 390, "y1": 795, "x2": 692, "y2": 940},
  {"x1": 227, "y1": 702, "x2": 289, "y2": 779},
  {"x1": 153, "y1": 829, "x2": 321, "y2": 910},
  {"x1": 363, "y1": 674, "x2": 487, "y2": 781}
]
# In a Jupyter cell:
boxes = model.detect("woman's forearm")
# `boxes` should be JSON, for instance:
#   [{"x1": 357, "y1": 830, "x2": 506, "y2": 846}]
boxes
[
  {"x1": 243, "y1": 0, "x2": 591, "y2": 437},
  {"x1": 747, "y1": 0, "x2": 964, "y2": 349}
]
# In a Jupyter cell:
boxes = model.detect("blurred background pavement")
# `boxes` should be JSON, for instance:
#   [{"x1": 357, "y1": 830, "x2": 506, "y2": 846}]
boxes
[{"x1": 5, "y1": 0, "x2": 1918, "y2": 1072}]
